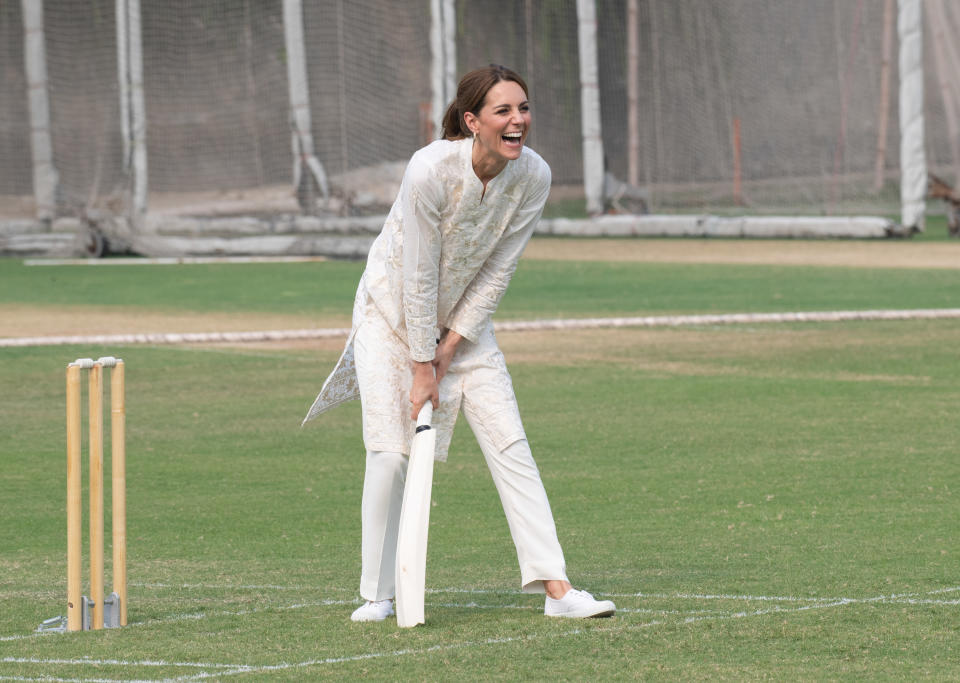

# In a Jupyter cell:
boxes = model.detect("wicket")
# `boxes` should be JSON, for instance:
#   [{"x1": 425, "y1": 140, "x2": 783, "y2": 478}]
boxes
[{"x1": 65, "y1": 356, "x2": 126, "y2": 631}]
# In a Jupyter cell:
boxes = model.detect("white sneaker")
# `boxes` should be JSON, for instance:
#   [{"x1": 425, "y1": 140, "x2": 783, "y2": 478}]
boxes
[
  {"x1": 544, "y1": 589, "x2": 616, "y2": 618},
  {"x1": 350, "y1": 599, "x2": 395, "y2": 622}
]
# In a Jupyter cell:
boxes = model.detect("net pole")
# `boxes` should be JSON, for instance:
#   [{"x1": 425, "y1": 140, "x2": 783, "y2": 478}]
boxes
[
  {"x1": 874, "y1": 0, "x2": 895, "y2": 193},
  {"x1": 898, "y1": 0, "x2": 926, "y2": 230},
  {"x1": 128, "y1": 0, "x2": 148, "y2": 218},
  {"x1": 20, "y1": 0, "x2": 59, "y2": 220},
  {"x1": 442, "y1": 0, "x2": 456, "y2": 107},
  {"x1": 283, "y1": 0, "x2": 328, "y2": 205},
  {"x1": 430, "y1": 0, "x2": 444, "y2": 137},
  {"x1": 648, "y1": 0, "x2": 661, "y2": 211},
  {"x1": 626, "y1": 0, "x2": 640, "y2": 188},
  {"x1": 284, "y1": 0, "x2": 308, "y2": 191},
  {"x1": 116, "y1": 0, "x2": 131, "y2": 174},
  {"x1": 576, "y1": 0, "x2": 604, "y2": 216},
  {"x1": 525, "y1": 0, "x2": 535, "y2": 107}
]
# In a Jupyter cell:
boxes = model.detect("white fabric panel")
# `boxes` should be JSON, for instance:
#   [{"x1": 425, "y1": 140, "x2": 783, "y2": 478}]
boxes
[{"x1": 899, "y1": 0, "x2": 926, "y2": 230}]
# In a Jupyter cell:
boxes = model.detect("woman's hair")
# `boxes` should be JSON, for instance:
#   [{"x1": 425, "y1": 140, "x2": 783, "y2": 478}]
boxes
[{"x1": 440, "y1": 65, "x2": 529, "y2": 141}]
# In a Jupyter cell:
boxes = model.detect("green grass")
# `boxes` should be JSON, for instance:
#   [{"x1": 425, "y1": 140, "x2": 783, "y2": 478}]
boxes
[
  {"x1": 911, "y1": 213, "x2": 954, "y2": 241},
  {"x1": 501, "y1": 260, "x2": 960, "y2": 318},
  {"x1": 0, "y1": 259, "x2": 364, "y2": 316},
  {"x1": 1, "y1": 255, "x2": 958, "y2": 680},
  {"x1": 3, "y1": 255, "x2": 960, "y2": 321}
]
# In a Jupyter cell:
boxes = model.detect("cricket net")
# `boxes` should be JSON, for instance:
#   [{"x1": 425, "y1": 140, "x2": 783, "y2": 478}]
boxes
[{"x1": 0, "y1": 0, "x2": 956, "y2": 255}]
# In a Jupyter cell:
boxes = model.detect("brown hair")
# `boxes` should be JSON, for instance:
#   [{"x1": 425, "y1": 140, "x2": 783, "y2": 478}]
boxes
[{"x1": 440, "y1": 65, "x2": 529, "y2": 141}]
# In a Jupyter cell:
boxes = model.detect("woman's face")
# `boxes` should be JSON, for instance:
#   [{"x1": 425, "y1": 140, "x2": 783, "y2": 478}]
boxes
[{"x1": 465, "y1": 80, "x2": 531, "y2": 165}]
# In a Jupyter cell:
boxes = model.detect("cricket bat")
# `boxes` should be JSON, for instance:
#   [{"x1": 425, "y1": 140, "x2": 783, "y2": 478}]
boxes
[{"x1": 395, "y1": 399, "x2": 436, "y2": 627}]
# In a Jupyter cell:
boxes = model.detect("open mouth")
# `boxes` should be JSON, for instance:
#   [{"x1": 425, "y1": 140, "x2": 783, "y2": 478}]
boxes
[{"x1": 502, "y1": 131, "x2": 523, "y2": 148}]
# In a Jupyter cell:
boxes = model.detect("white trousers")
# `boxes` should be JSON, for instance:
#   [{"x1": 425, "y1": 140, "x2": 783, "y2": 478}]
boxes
[{"x1": 359, "y1": 433, "x2": 569, "y2": 601}]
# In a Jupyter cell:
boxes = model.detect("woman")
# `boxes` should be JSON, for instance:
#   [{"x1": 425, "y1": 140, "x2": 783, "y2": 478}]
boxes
[{"x1": 304, "y1": 65, "x2": 615, "y2": 622}]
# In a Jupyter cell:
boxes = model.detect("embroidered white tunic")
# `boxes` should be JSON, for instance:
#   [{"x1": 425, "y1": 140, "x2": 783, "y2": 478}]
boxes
[{"x1": 303, "y1": 137, "x2": 551, "y2": 460}]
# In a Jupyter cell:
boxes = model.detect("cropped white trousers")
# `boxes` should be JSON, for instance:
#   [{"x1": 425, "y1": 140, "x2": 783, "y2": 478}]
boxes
[{"x1": 354, "y1": 303, "x2": 568, "y2": 601}]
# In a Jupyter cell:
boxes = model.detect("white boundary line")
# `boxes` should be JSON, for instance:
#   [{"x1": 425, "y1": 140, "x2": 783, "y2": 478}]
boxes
[
  {"x1": 23, "y1": 256, "x2": 329, "y2": 266},
  {"x1": 0, "y1": 328, "x2": 351, "y2": 348},
  {"x1": 3, "y1": 308, "x2": 960, "y2": 348},
  {"x1": 127, "y1": 580, "x2": 960, "y2": 603},
  {"x1": 4, "y1": 586, "x2": 957, "y2": 682},
  {"x1": 0, "y1": 584, "x2": 960, "y2": 683},
  {"x1": 5, "y1": 582, "x2": 956, "y2": 645},
  {"x1": 6, "y1": 586, "x2": 956, "y2": 645},
  {"x1": 4, "y1": 589, "x2": 956, "y2": 649}
]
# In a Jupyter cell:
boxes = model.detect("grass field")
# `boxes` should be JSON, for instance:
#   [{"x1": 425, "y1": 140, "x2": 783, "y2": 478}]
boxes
[{"x1": 1, "y1": 238, "x2": 958, "y2": 680}]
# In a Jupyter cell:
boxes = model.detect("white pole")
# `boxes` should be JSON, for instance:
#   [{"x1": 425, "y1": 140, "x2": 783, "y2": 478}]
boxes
[
  {"x1": 336, "y1": 0, "x2": 348, "y2": 171},
  {"x1": 626, "y1": 0, "x2": 639, "y2": 188},
  {"x1": 283, "y1": 0, "x2": 328, "y2": 202},
  {"x1": 898, "y1": 0, "x2": 925, "y2": 231},
  {"x1": 127, "y1": 0, "x2": 148, "y2": 218},
  {"x1": 21, "y1": 0, "x2": 59, "y2": 220},
  {"x1": 525, "y1": 0, "x2": 535, "y2": 97},
  {"x1": 430, "y1": 0, "x2": 447, "y2": 138},
  {"x1": 116, "y1": 0, "x2": 130, "y2": 173},
  {"x1": 577, "y1": 0, "x2": 604, "y2": 216},
  {"x1": 442, "y1": 0, "x2": 456, "y2": 108}
]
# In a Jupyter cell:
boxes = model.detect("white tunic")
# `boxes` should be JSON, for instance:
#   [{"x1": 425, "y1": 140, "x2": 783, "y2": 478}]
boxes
[{"x1": 303, "y1": 137, "x2": 551, "y2": 459}]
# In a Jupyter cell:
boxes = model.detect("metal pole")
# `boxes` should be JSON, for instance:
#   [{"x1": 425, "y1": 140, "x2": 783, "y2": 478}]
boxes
[
  {"x1": 283, "y1": 0, "x2": 328, "y2": 207},
  {"x1": 430, "y1": 0, "x2": 444, "y2": 137},
  {"x1": 626, "y1": 0, "x2": 639, "y2": 188},
  {"x1": 577, "y1": 0, "x2": 604, "y2": 216},
  {"x1": 127, "y1": 0, "x2": 148, "y2": 218},
  {"x1": 21, "y1": 0, "x2": 59, "y2": 220},
  {"x1": 442, "y1": 0, "x2": 456, "y2": 107},
  {"x1": 898, "y1": 0, "x2": 926, "y2": 230},
  {"x1": 116, "y1": 0, "x2": 131, "y2": 174}
]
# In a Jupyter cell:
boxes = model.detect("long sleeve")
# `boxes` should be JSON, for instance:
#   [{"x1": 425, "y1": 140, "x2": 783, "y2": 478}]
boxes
[
  {"x1": 446, "y1": 163, "x2": 551, "y2": 342},
  {"x1": 400, "y1": 156, "x2": 444, "y2": 362},
  {"x1": 359, "y1": 139, "x2": 551, "y2": 360}
]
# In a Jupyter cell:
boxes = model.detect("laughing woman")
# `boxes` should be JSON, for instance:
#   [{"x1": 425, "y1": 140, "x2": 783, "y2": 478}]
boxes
[{"x1": 304, "y1": 65, "x2": 616, "y2": 623}]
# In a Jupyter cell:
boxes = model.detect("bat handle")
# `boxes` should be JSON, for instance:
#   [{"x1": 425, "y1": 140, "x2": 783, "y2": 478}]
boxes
[{"x1": 416, "y1": 400, "x2": 433, "y2": 428}]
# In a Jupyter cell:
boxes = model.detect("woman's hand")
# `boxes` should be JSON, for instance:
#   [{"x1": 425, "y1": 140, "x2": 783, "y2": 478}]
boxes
[
  {"x1": 433, "y1": 329, "x2": 462, "y2": 382},
  {"x1": 409, "y1": 361, "x2": 439, "y2": 420},
  {"x1": 409, "y1": 330, "x2": 462, "y2": 419}
]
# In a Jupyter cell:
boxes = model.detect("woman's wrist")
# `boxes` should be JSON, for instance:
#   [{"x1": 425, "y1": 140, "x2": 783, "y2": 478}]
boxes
[
  {"x1": 441, "y1": 329, "x2": 464, "y2": 349},
  {"x1": 413, "y1": 360, "x2": 434, "y2": 375}
]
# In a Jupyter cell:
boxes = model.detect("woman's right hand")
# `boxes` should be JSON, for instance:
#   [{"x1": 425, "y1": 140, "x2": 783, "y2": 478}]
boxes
[{"x1": 409, "y1": 360, "x2": 439, "y2": 420}]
